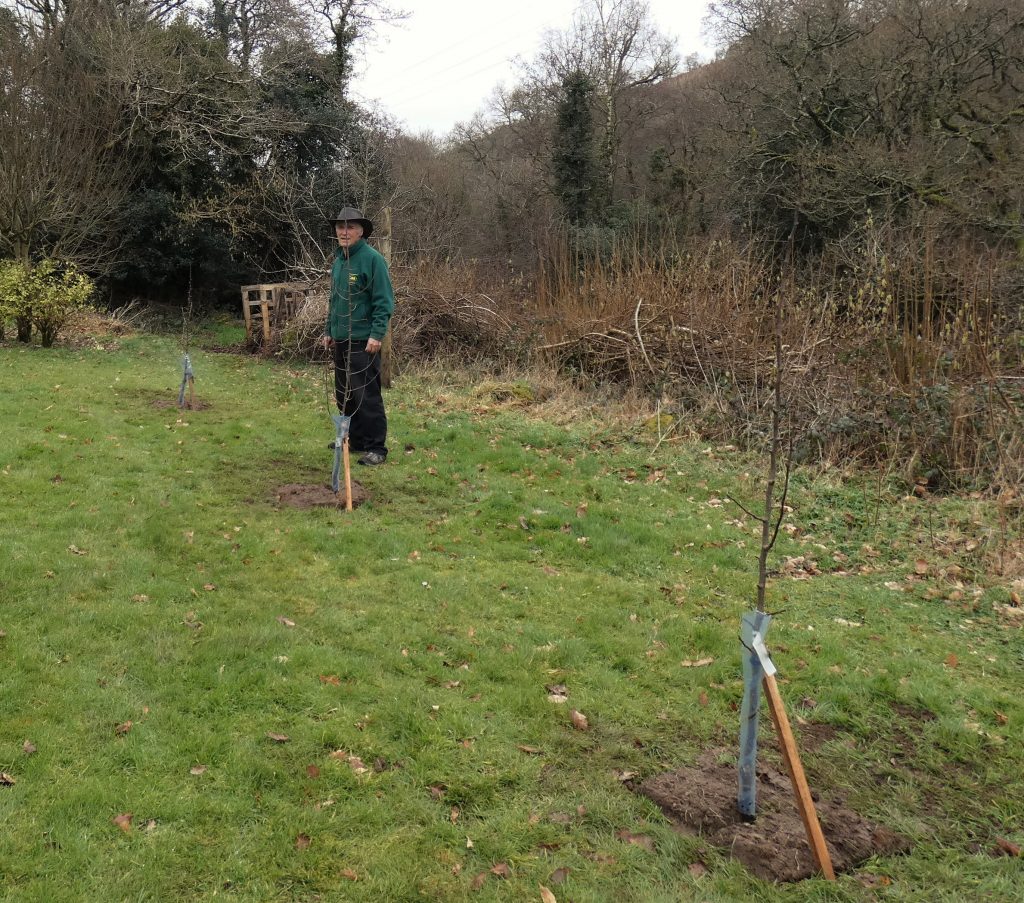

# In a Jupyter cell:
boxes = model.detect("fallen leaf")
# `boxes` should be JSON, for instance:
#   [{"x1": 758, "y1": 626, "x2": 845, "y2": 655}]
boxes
[
  {"x1": 189, "y1": 765, "x2": 207, "y2": 776},
  {"x1": 306, "y1": 764, "x2": 320, "y2": 779},
  {"x1": 490, "y1": 862, "x2": 511, "y2": 879},
  {"x1": 131, "y1": 594, "x2": 149, "y2": 603},
  {"x1": 203, "y1": 583, "x2": 216, "y2": 591},
  {"x1": 112, "y1": 813, "x2": 133, "y2": 832},
  {"x1": 319, "y1": 674, "x2": 341, "y2": 686},
  {"x1": 548, "y1": 867, "x2": 570, "y2": 885},
  {"x1": 295, "y1": 833, "x2": 311, "y2": 850},
  {"x1": 540, "y1": 886, "x2": 557, "y2": 903},
  {"x1": 570, "y1": 709, "x2": 589, "y2": 731},
  {"x1": 339, "y1": 868, "x2": 358, "y2": 880},
  {"x1": 346, "y1": 755, "x2": 368, "y2": 775},
  {"x1": 470, "y1": 871, "x2": 488, "y2": 890},
  {"x1": 944, "y1": 654, "x2": 959, "y2": 669},
  {"x1": 680, "y1": 657, "x2": 714, "y2": 668},
  {"x1": 994, "y1": 837, "x2": 1021, "y2": 857},
  {"x1": 995, "y1": 711, "x2": 1008, "y2": 725},
  {"x1": 688, "y1": 862, "x2": 708, "y2": 877},
  {"x1": 450, "y1": 806, "x2": 460, "y2": 824},
  {"x1": 22, "y1": 740, "x2": 36, "y2": 756},
  {"x1": 115, "y1": 721, "x2": 133, "y2": 736},
  {"x1": 429, "y1": 783, "x2": 447, "y2": 799},
  {"x1": 517, "y1": 745, "x2": 543, "y2": 755},
  {"x1": 575, "y1": 502, "x2": 588, "y2": 518},
  {"x1": 67, "y1": 545, "x2": 87, "y2": 555},
  {"x1": 698, "y1": 691, "x2": 709, "y2": 707},
  {"x1": 1, "y1": 773, "x2": 15, "y2": 786},
  {"x1": 546, "y1": 684, "x2": 569, "y2": 703},
  {"x1": 856, "y1": 872, "x2": 893, "y2": 888},
  {"x1": 266, "y1": 731, "x2": 290, "y2": 743},
  {"x1": 914, "y1": 559, "x2": 929, "y2": 575},
  {"x1": 613, "y1": 770, "x2": 638, "y2": 782},
  {"x1": 465, "y1": 836, "x2": 474, "y2": 849},
  {"x1": 615, "y1": 830, "x2": 655, "y2": 851},
  {"x1": 276, "y1": 616, "x2": 296, "y2": 628}
]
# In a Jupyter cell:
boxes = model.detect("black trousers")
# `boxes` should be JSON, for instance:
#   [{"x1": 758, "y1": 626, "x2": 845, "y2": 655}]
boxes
[{"x1": 333, "y1": 342, "x2": 388, "y2": 457}]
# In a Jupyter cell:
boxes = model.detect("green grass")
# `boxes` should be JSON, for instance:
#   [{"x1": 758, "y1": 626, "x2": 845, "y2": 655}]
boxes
[{"x1": 1, "y1": 331, "x2": 1022, "y2": 902}]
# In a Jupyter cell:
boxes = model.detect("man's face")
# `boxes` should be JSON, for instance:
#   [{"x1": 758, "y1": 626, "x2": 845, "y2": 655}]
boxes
[{"x1": 335, "y1": 221, "x2": 364, "y2": 247}]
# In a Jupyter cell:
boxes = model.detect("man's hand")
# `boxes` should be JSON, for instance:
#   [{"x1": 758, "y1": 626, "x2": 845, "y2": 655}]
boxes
[
  {"x1": 319, "y1": 335, "x2": 334, "y2": 350},
  {"x1": 365, "y1": 338, "x2": 382, "y2": 354}
]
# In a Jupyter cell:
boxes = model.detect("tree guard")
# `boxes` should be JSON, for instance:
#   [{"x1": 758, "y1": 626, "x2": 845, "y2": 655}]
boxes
[
  {"x1": 738, "y1": 610, "x2": 772, "y2": 818},
  {"x1": 177, "y1": 353, "x2": 194, "y2": 409}
]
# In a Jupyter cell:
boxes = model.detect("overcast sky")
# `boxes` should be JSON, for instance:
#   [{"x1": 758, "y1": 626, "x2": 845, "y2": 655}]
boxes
[{"x1": 349, "y1": 0, "x2": 716, "y2": 137}]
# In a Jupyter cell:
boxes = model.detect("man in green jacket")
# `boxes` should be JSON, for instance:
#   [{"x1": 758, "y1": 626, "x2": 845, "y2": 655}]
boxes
[{"x1": 320, "y1": 206, "x2": 395, "y2": 465}]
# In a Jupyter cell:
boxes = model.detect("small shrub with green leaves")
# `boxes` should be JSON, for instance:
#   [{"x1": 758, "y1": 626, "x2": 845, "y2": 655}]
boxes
[{"x1": 0, "y1": 258, "x2": 95, "y2": 347}]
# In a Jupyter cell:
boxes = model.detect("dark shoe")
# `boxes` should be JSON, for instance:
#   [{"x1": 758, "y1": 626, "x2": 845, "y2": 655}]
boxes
[{"x1": 358, "y1": 451, "x2": 386, "y2": 466}]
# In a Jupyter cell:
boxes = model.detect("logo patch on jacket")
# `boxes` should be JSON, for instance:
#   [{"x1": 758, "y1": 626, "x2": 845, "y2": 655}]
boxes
[{"x1": 349, "y1": 273, "x2": 359, "y2": 284}]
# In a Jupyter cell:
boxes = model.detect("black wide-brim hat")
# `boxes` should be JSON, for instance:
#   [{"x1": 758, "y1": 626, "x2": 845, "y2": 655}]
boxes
[{"x1": 330, "y1": 206, "x2": 374, "y2": 238}]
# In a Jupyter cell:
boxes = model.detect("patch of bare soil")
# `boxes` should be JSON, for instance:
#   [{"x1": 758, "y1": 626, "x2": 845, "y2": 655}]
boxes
[
  {"x1": 151, "y1": 397, "x2": 212, "y2": 411},
  {"x1": 637, "y1": 751, "x2": 910, "y2": 883},
  {"x1": 273, "y1": 482, "x2": 370, "y2": 509}
]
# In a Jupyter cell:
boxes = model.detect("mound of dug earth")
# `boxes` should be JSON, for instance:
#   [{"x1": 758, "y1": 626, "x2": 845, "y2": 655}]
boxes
[
  {"x1": 274, "y1": 482, "x2": 370, "y2": 509},
  {"x1": 638, "y1": 752, "x2": 910, "y2": 883}
]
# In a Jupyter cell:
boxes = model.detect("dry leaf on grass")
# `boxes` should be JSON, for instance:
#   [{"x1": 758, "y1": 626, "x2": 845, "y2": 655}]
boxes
[
  {"x1": 680, "y1": 657, "x2": 714, "y2": 668},
  {"x1": 266, "y1": 731, "x2": 290, "y2": 743},
  {"x1": 339, "y1": 868, "x2": 359, "y2": 881},
  {"x1": 688, "y1": 862, "x2": 708, "y2": 877},
  {"x1": 319, "y1": 674, "x2": 341, "y2": 685},
  {"x1": 306, "y1": 764, "x2": 320, "y2": 779},
  {"x1": 276, "y1": 616, "x2": 296, "y2": 628},
  {"x1": 189, "y1": 765, "x2": 207, "y2": 776},
  {"x1": 994, "y1": 837, "x2": 1021, "y2": 857},
  {"x1": 470, "y1": 871, "x2": 488, "y2": 890},
  {"x1": 1, "y1": 773, "x2": 16, "y2": 786},
  {"x1": 114, "y1": 721, "x2": 133, "y2": 736},
  {"x1": 548, "y1": 866, "x2": 570, "y2": 885},
  {"x1": 540, "y1": 886, "x2": 557, "y2": 903},
  {"x1": 615, "y1": 829, "x2": 655, "y2": 851},
  {"x1": 490, "y1": 863, "x2": 511, "y2": 878},
  {"x1": 295, "y1": 833, "x2": 311, "y2": 850},
  {"x1": 517, "y1": 745, "x2": 543, "y2": 755},
  {"x1": 570, "y1": 709, "x2": 589, "y2": 731},
  {"x1": 546, "y1": 684, "x2": 569, "y2": 703},
  {"x1": 944, "y1": 654, "x2": 959, "y2": 668},
  {"x1": 22, "y1": 740, "x2": 36, "y2": 756},
  {"x1": 112, "y1": 813, "x2": 133, "y2": 832}
]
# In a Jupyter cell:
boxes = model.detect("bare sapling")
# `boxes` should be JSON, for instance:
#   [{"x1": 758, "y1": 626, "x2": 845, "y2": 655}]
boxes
[{"x1": 733, "y1": 293, "x2": 835, "y2": 879}]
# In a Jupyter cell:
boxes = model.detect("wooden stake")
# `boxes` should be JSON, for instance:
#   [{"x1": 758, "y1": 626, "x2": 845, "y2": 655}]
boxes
[
  {"x1": 187, "y1": 375, "x2": 195, "y2": 410},
  {"x1": 762, "y1": 673, "x2": 836, "y2": 879},
  {"x1": 342, "y1": 437, "x2": 353, "y2": 512}
]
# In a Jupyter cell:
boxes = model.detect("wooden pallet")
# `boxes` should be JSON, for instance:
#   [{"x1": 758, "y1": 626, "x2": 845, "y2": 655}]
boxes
[{"x1": 241, "y1": 283, "x2": 311, "y2": 344}]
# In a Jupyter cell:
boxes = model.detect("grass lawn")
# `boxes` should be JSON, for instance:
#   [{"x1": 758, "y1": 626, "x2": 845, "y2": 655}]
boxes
[{"x1": 1, "y1": 327, "x2": 1022, "y2": 902}]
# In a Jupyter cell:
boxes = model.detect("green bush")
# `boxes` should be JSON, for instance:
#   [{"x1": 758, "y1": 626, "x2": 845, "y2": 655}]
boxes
[{"x1": 0, "y1": 258, "x2": 95, "y2": 347}]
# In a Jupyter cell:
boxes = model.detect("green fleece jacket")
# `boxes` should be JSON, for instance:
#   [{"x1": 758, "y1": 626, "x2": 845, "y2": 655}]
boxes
[{"x1": 325, "y1": 239, "x2": 395, "y2": 342}]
